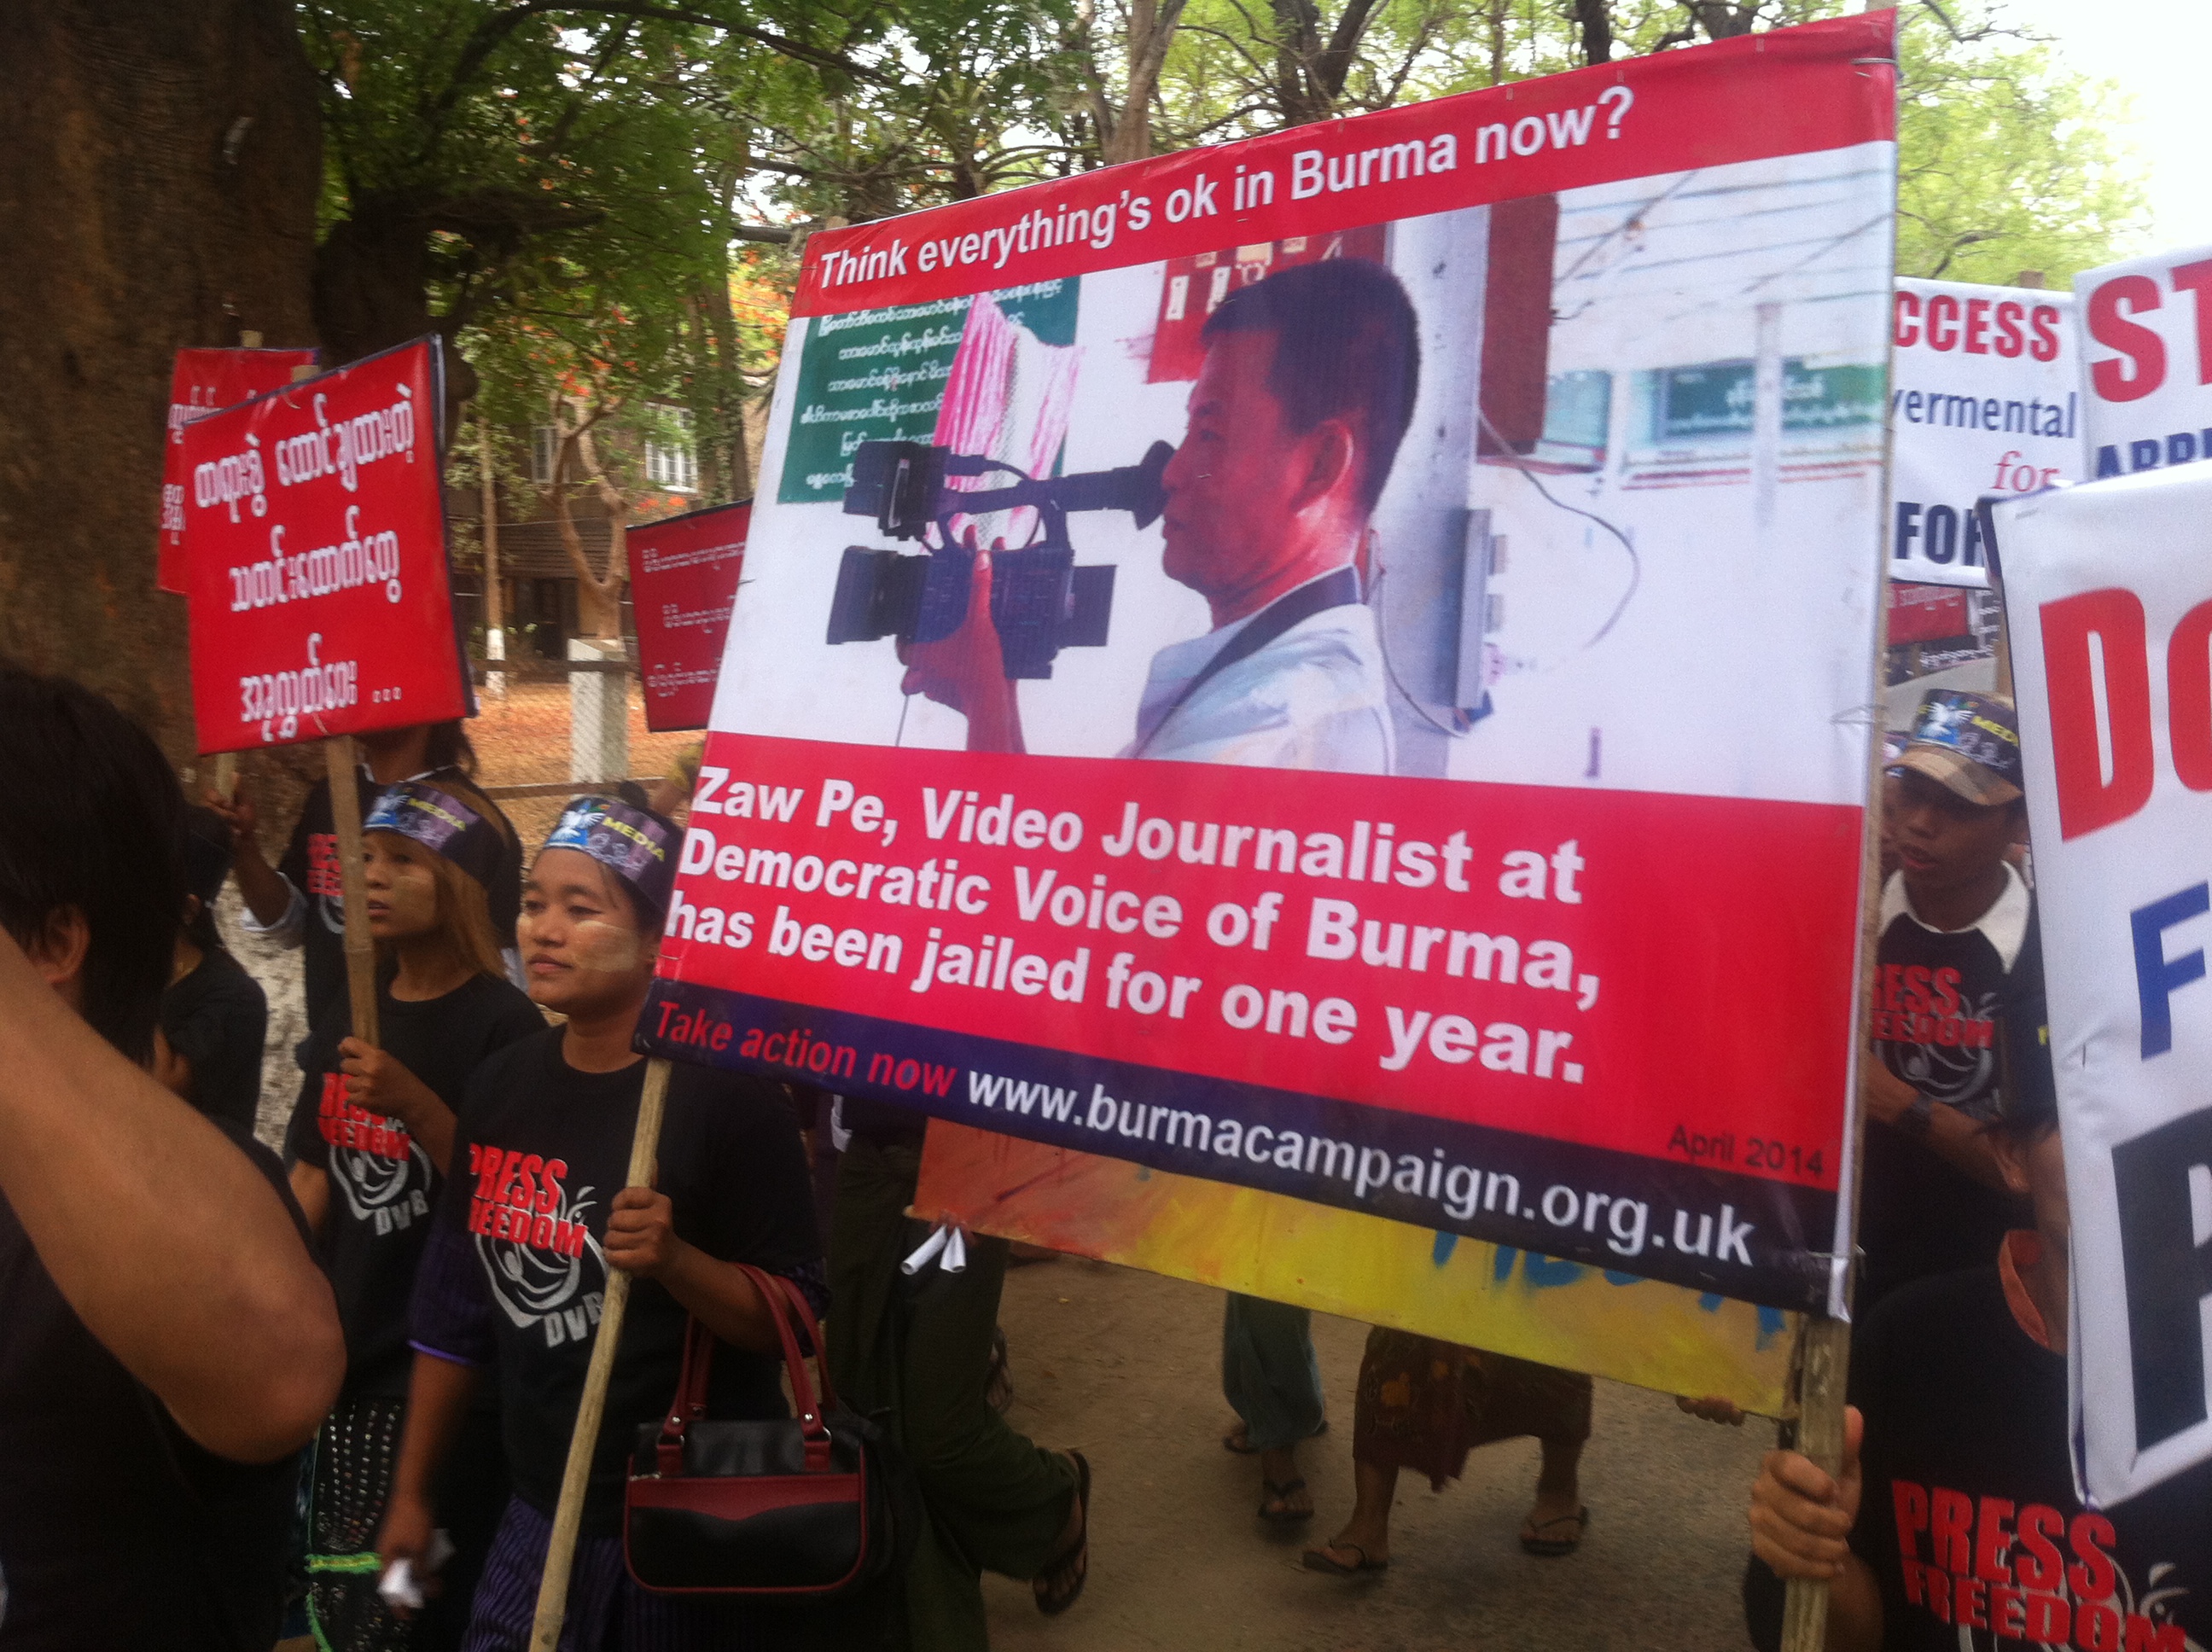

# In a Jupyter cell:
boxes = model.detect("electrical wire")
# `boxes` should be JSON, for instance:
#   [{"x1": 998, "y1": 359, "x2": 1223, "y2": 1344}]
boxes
[{"x1": 1475, "y1": 404, "x2": 1643, "y2": 652}]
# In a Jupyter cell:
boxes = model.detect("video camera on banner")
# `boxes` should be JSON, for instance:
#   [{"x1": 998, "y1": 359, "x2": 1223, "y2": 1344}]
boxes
[{"x1": 824, "y1": 438, "x2": 1173, "y2": 678}]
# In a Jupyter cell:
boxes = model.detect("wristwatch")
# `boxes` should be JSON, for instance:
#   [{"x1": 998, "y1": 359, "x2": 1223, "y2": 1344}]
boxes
[{"x1": 1899, "y1": 1092, "x2": 1935, "y2": 1137}]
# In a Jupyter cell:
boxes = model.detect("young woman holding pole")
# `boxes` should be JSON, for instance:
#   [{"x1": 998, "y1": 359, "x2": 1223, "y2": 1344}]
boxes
[
  {"x1": 377, "y1": 797, "x2": 824, "y2": 1651},
  {"x1": 288, "y1": 779, "x2": 545, "y2": 1649}
]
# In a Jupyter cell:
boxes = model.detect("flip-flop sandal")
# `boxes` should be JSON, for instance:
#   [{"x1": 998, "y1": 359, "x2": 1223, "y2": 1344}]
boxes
[
  {"x1": 1221, "y1": 1417, "x2": 1330, "y2": 1455},
  {"x1": 1302, "y1": 1542, "x2": 1388, "y2": 1577},
  {"x1": 1257, "y1": 1478, "x2": 1312, "y2": 1522},
  {"x1": 1519, "y1": 1506, "x2": 1590, "y2": 1557},
  {"x1": 1035, "y1": 1451, "x2": 1091, "y2": 1617}
]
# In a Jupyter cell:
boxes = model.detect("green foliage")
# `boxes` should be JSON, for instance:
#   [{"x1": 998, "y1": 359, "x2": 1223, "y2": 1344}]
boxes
[{"x1": 1892, "y1": 5, "x2": 2150, "y2": 284}]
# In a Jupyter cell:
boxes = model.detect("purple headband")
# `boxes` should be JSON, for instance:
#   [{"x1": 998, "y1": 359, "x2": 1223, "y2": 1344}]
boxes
[
  {"x1": 364, "y1": 782, "x2": 502, "y2": 891},
  {"x1": 542, "y1": 796, "x2": 678, "y2": 915}
]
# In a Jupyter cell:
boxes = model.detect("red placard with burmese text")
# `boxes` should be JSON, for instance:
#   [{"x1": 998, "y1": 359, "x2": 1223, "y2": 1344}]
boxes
[
  {"x1": 637, "y1": 15, "x2": 1900, "y2": 1312},
  {"x1": 178, "y1": 337, "x2": 471, "y2": 753},
  {"x1": 627, "y1": 500, "x2": 750, "y2": 731},
  {"x1": 158, "y1": 346, "x2": 321, "y2": 593}
]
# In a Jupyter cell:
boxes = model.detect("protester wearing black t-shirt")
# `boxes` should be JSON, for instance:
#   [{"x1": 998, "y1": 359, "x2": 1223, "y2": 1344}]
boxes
[
  {"x1": 0, "y1": 667, "x2": 342, "y2": 1649},
  {"x1": 155, "y1": 806, "x2": 269, "y2": 1135},
  {"x1": 1746, "y1": 1010, "x2": 2210, "y2": 1652},
  {"x1": 288, "y1": 780, "x2": 543, "y2": 1650},
  {"x1": 209, "y1": 721, "x2": 524, "y2": 1042},
  {"x1": 382, "y1": 799, "x2": 824, "y2": 1649},
  {"x1": 1860, "y1": 690, "x2": 2036, "y2": 1310}
]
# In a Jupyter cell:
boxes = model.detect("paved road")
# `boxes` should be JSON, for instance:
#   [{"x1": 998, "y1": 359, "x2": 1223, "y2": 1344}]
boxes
[{"x1": 978, "y1": 1258, "x2": 1773, "y2": 1652}]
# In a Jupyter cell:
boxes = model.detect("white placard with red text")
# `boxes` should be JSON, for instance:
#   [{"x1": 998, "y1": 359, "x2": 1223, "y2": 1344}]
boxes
[
  {"x1": 178, "y1": 337, "x2": 470, "y2": 753},
  {"x1": 639, "y1": 16, "x2": 1901, "y2": 1313},
  {"x1": 2000, "y1": 467, "x2": 2212, "y2": 1505},
  {"x1": 2078, "y1": 244, "x2": 2212, "y2": 484},
  {"x1": 1889, "y1": 279, "x2": 2078, "y2": 589}
]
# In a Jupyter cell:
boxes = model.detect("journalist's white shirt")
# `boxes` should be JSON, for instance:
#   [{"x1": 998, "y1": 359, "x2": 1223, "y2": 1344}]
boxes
[{"x1": 1124, "y1": 579, "x2": 1394, "y2": 775}]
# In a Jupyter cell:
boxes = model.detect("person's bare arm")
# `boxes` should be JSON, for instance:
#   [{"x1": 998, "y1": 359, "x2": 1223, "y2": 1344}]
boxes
[
  {"x1": 377, "y1": 1352, "x2": 482, "y2": 1607},
  {"x1": 605, "y1": 1187, "x2": 781, "y2": 1352},
  {"x1": 291, "y1": 1160, "x2": 331, "y2": 1238},
  {"x1": 204, "y1": 782, "x2": 298, "y2": 928},
  {"x1": 1864, "y1": 1061, "x2": 2009, "y2": 1190},
  {"x1": 1749, "y1": 1408, "x2": 1883, "y2": 1652},
  {"x1": 0, "y1": 931, "x2": 343, "y2": 1463}
]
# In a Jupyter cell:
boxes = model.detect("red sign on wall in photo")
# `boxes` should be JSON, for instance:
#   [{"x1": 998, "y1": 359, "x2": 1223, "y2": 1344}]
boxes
[
  {"x1": 1887, "y1": 580, "x2": 1971, "y2": 644},
  {"x1": 626, "y1": 500, "x2": 750, "y2": 732}
]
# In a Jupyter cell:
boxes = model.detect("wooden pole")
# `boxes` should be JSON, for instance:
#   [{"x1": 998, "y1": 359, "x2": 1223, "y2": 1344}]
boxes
[
  {"x1": 323, "y1": 736, "x2": 379, "y2": 1047},
  {"x1": 480, "y1": 408, "x2": 506, "y2": 700},
  {"x1": 530, "y1": 1056, "x2": 672, "y2": 1650},
  {"x1": 1779, "y1": 1315, "x2": 1854, "y2": 1649}
]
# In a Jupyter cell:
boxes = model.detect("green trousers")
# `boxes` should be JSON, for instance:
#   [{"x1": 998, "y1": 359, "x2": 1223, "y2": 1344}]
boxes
[{"x1": 828, "y1": 1135, "x2": 1079, "y2": 1652}]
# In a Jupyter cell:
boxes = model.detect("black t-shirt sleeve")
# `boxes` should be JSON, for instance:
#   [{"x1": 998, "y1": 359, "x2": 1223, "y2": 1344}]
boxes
[
  {"x1": 275, "y1": 787, "x2": 318, "y2": 892},
  {"x1": 285, "y1": 1070, "x2": 328, "y2": 1170},
  {"x1": 684, "y1": 1076, "x2": 824, "y2": 1279}
]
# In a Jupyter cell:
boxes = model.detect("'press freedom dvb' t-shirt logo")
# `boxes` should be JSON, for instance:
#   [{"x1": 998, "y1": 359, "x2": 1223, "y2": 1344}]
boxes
[
  {"x1": 318, "y1": 1074, "x2": 432, "y2": 1234},
  {"x1": 464, "y1": 1140, "x2": 605, "y2": 1349}
]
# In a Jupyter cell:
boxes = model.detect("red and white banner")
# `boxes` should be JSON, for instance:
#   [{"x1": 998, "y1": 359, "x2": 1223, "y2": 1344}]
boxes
[
  {"x1": 1886, "y1": 581, "x2": 1972, "y2": 646},
  {"x1": 158, "y1": 346, "x2": 320, "y2": 593},
  {"x1": 626, "y1": 501, "x2": 750, "y2": 732},
  {"x1": 1889, "y1": 279, "x2": 2077, "y2": 589},
  {"x1": 640, "y1": 15, "x2": 1900, "y2": 1312},
  {"x1": 178, "y1": 338, "x2": 470, "y2": 753},
  {"x1": 2079, "y1": 242, "x2": 2212, "y2": 483},
  {"x1": 2002, "y1": 467, "x2": 2212, "y2": 1505}
]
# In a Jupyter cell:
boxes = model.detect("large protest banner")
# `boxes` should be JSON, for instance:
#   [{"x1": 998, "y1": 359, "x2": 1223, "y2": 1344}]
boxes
[
  {"x1": 158, "y1": 346, "x2": 321, "y2": 593},
  {"x1": 638, "y1": 15, "x2": 1899, "y2": 1315},
  {"x1": 1888, "y1": 279, "x2": 2077, "y2": 589},
  {"x1": 2001, "y1": 466, "x2": 2212, "y2": 1504},
  {"x1": 626, "y1": 500, "x2": 750, "y2": 732},
  {"x1": 912, "y1": 1123, "x2": 1795, "y2": 1408},
  {"x1": 2079, "y1": 242, "x2": 2212, "y2": 482},
  {"x1": 178, "y1": 338, "x2": 469, "y2": 753}
]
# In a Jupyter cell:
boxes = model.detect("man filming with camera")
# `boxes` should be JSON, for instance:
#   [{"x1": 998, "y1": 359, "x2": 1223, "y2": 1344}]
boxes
[
  {"x1": 899, "y1": 255, "x2": 1419, "y2": 1533},
  {"x1": 900, "y1": 256, "x2": 1415, "y2": 772}
]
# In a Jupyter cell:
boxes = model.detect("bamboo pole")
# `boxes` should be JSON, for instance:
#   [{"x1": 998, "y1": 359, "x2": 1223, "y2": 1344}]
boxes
[
  {"x1": 1779, "y1": 1315, "x2": 1854, "y2": 1649},
  {"x1": 530, "y1": 1056, "x2": 672, "y2": 1650},
  {"x1": 324, "y1": 737, "x2": 379, "y2": 1048}
]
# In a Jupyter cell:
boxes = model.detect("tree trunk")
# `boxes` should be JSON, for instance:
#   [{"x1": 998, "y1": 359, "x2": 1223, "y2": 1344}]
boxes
[
  {"x1": 1102, "y1": 0, "x2": 1190, "y2": 166},
  {"x1": 0, "y1": 0, "x2": 322, "y2": 762},
  {"x1": 551, "y1": 422, "x2": 625, "y2": 640}
]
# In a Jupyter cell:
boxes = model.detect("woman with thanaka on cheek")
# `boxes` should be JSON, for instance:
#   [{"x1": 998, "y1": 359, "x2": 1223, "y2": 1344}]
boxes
[
  {"x1": 286, "y1": 781, "x2": 544, "y2": 1650},
  {"x1": 381, "y1": 798, "x2": 826, "y2": 1651}
]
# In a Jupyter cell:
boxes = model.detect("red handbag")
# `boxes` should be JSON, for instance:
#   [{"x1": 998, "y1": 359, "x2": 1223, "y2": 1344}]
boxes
[{"x1": 624, "y1": 1265, "x2": 894, "y2": 1597}]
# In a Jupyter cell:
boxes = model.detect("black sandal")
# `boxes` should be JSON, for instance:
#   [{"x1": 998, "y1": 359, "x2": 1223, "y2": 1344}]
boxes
[
  {"x1": 1034, "y1": 1451, "x2": 1091, "y2": 1616},
  {"x1": 1302, "y1": 1541, "x2": 1388, "y2": 1576},
  {"x1": 1258, "y1": 1477, "x2": 1312, "y2": 1522},
  {"x1": 1519, "y1": 1506, "x2": 1590, "y2": 1557}
]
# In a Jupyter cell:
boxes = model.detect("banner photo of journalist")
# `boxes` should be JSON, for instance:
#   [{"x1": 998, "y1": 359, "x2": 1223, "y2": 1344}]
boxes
[
  {"x1": 178, "y1": 336, "x2": 472, "y2": 753},
  {"x1": 638, "y1": 14, "x2": 1900, "y2": 1315},
  {"x1": 627, "y1": 499, "x2": 752, "y2": 732},
  {"x1": 157, "y1": 346, "x2": 321, "y2": 594},
  {"x1": 2078, "y1": 241, "x2": 2212, "y2": 484},
  {"x1": 2000, "y1": 467, "x2": 2212, "y2": 1506},
  {"x1": 1889, "y1": 278, "x2": 2079, "y2": 590}
]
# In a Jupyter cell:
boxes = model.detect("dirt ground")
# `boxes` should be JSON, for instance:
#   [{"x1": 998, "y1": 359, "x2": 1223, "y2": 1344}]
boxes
[{"x1": 977, "y1": 1259, "x2": 1773, "y2": 1652}]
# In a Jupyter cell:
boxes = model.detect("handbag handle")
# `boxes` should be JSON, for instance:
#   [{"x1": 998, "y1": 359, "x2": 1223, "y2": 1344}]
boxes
[{"x1": 655, "y1": 1265, "x2": 835, "y2": 1475}]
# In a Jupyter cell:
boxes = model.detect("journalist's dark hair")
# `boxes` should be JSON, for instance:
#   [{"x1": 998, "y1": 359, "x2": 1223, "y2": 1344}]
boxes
[
  {"x1": 1202, "y1": 258, "x2": 1422, "y2": 515},
  {"x1": 0, "y1": 666, "x2": 184, "y2": 1063}
]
